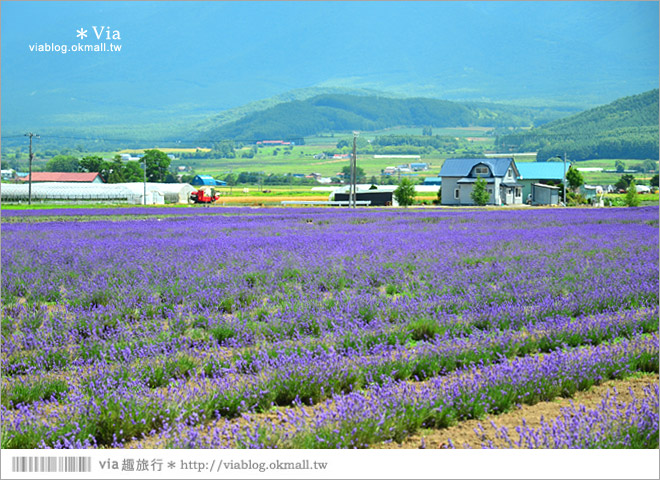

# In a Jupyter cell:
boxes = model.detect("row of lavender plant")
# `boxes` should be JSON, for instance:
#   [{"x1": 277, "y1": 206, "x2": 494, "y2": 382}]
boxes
[
  {"x1": 473, "y1": 383, "x2": 659, "y2": 449},
  {"x1": 3, "y1": 306, "x2": 656, "y2": 414},
  {"x1": 2, "y1": 314, "x2": 656, "y2": 448},
  {"x1": 149, "y1": 334, "x2": 659, "y2": 448}
]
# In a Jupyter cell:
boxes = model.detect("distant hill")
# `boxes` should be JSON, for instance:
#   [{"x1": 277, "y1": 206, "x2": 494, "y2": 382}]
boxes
[
  {"x1": 200, "y1": 94, "x2": 578, "y2": 142},
  {"x1": 497, "y1": 89, "x2": 659, "y2": 161},
  {"x1": 185, "y1": 87, "x2": 405, "y2": 138}
]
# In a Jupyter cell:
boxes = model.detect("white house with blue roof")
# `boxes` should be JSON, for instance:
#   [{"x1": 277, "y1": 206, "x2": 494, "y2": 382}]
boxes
[{"x1": 439, "y1": 158, "x2": 523, "y2": 206}]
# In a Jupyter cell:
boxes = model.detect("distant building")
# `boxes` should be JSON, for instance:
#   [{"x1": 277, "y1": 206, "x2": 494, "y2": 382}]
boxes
[
  {"x1": 331, "y1": 185, "x2": 398, "y2": 207},
  {"x1": 257, "y1": 140, "x2": 291, "y2": 146},
  {"x1": 1, "y1": 169, "x2": 16, "y2": 180},
  {"x1": 191, "y1": 175, "x2": 226, "y2": 186},
  {"x1": 410, "y1": 163, "x2": 429, "y2": 171},
  {"x1": 531, "y1": 183, "x2": 560, "y2": 205},
  {"x1": 517, "y1": 162, "x2": 568, "y2": 201},
  {"x1": 439, "y1": 158, "x2": 522, "y2": 206},
  {"x1": 422, "y1": 177, "x2": 442, "y2": 186},
  {"x1": 19, "y1": 172, "x2": 104, "y2": 183}
]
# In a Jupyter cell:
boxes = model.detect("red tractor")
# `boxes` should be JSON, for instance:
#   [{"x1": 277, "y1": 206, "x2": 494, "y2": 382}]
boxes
[{"x1": 190, "y1": 186, "x2": 219, "y2": 204}]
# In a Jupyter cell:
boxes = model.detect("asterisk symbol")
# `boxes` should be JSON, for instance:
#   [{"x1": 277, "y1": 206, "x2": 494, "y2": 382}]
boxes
[
  {"x1": 167, "y1": 461, "x2": 176, "y2": 469},
  {"x1": 76, "y1": 28, "x2": 88, "y2": 39}
]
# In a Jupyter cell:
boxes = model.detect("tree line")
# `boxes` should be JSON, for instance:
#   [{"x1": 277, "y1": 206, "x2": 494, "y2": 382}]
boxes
[{"x1": 39, "y1": 149, "x2": 175, "y2": 183}]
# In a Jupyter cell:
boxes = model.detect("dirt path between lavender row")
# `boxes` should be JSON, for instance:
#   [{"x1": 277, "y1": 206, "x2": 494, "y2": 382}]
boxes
[{"x1": 374, "y1": 373, "x2": 659, "y2": 449}]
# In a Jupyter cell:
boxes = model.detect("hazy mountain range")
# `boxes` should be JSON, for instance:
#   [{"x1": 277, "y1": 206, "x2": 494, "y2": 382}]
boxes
[{"x1": 1, "y1": 1, "x2": 658, "y2": 141}]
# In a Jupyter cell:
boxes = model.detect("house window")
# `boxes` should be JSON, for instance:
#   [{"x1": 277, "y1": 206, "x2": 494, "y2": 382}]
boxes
[
  {"x1": 454, "y1": 188, "x2": 460, "y2": 199},
  {"x1": 507, "y1": 168, "x2": 513, "y2": 178},
  {"x1": 515, "y1": 188, "x2": 522, "y2": 197},
  {"x1": 487, "y1": 188, "x2": 493, "y2": 194},
  {"x1": 474, "y1": 166, "x2": 489, "y2": 175}
]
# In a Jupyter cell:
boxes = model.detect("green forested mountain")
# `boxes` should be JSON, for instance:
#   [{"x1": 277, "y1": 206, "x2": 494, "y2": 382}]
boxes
[
  {"x1": 200, "y1": 94, "x2": 576, "y2": 142},
  {"x1": 497, "y1": 89, "x2": 659, "y2": 161}
]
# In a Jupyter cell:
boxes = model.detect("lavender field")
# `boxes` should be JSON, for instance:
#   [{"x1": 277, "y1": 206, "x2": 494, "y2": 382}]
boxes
[{"x1": 1, "y1": 206, "x2": 658, "y2": 449}]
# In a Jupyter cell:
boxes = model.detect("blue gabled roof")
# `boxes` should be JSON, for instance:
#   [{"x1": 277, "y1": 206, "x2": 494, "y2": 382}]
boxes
[
  {"x1": 517, "y1": 162, "x2": 569, "y2": 181},
  {"x1": 192, "y1": 175, "x2": 223, "y2": 186},
  {"x1": 440, "y1": 158, "x2": 515, "y2": 178}
]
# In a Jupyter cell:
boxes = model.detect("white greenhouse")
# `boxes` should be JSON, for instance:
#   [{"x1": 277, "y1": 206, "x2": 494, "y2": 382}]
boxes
[{"x1": 0, "y1": 182, "x2": 196, "y2": 204}]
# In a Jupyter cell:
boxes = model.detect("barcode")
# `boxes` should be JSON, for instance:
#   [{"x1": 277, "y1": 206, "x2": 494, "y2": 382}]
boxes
[{"x1": 11, "y1": 456, "x2": 92, "y2": 473}]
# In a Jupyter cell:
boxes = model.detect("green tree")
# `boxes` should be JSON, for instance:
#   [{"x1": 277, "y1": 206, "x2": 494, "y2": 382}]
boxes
[
  {"x1": 123, "y1": 161, "x2": 144, "y2": 182},
  {"x1": 566, "y1": 166, "x2": 585, "y2": 193},
  {"x1": 470, "y1": 176, "x2": 490, "y2": 206},
  {"x1": 614, "y1": 174, "x2": 635, "y2": 191},
  {"x1": 394, "y1": 178, "x2": 416, "y2": 207},
  {"x1": 341, "y1": 165, "x2": 365, "y2": 183},
  {"x1": 212, "y1": 140, "x2": 236, "y2": 158},
  {"x1": 45, "y1": 155, "x2": 79, "y2": 172},
  {"x1": 79, "y1": 155, "x2": 106, "y2": 173},
  {"x1": 643, "y1": 159, "x2": 657, "y2": 173},
  {"x1": 624, "y1": 181, "x2": 641, "y2": 207},
  {"x1": 180, "y1": 173, "x2": 195, "y2": 184},
  {"x1": 650, "y1": 174, "x2": 659, "y2": 188},
  {"x1": 224, "y1": 173, "x2": 237, "y2": 186},
  {"x1": 615, "y1": 160, "x2": 626, "y2": 173},
  {"x1": 142, "y1": 149, "x2": 171, "y2": 183},
  {"x1": 105, "y1": 155, "x2": 125, "y2": 183}
]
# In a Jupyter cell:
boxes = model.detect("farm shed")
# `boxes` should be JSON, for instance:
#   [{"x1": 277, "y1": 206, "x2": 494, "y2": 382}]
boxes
[
  {"x1": 19, "y1": 172, "x2": 105, "y2": 183},
  {"x1": 531, "y1": 183, "x2": 560, "y2": 205},
  {"x1": 423, "y1": 177, "x2": 442, "y2": 186},
  {"x1": 410, "y1": 163, "x2": 429, "y2": 171},
  {"x1": 439, "y1": 158, "x2": 523, "y2": 206},
  {"x1": 191, "y1": 175, "x2": 226, "y2": 186},
  {"x1": 517, "y1": 163, "x2": 568, "y2": 201},
  {"x1": 1, "y1": 169, "x2": 16, "y2": 180},
  {"x1": 330, "y1": 185, "x2": 398, "y2": 206}
]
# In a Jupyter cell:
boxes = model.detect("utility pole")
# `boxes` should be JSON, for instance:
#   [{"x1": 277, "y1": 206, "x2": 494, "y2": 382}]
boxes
[
  {"x1": 351, "y1": 132, "x2": 359, "y2": 208},
  {"x1": 563, "y1": 151, "x2": 567, "y2": 205},
  {"x1": 24, "y1": 132, "x2": 39, "y2": 205},
  {"x1": 143, "y1": 156, "x2": 147, "y2": 205}
]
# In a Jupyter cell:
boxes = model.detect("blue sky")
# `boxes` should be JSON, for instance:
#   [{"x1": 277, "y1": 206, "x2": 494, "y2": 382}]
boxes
[{"x1": 1, "y1": 1, "x2": 658, "y2": 129}]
